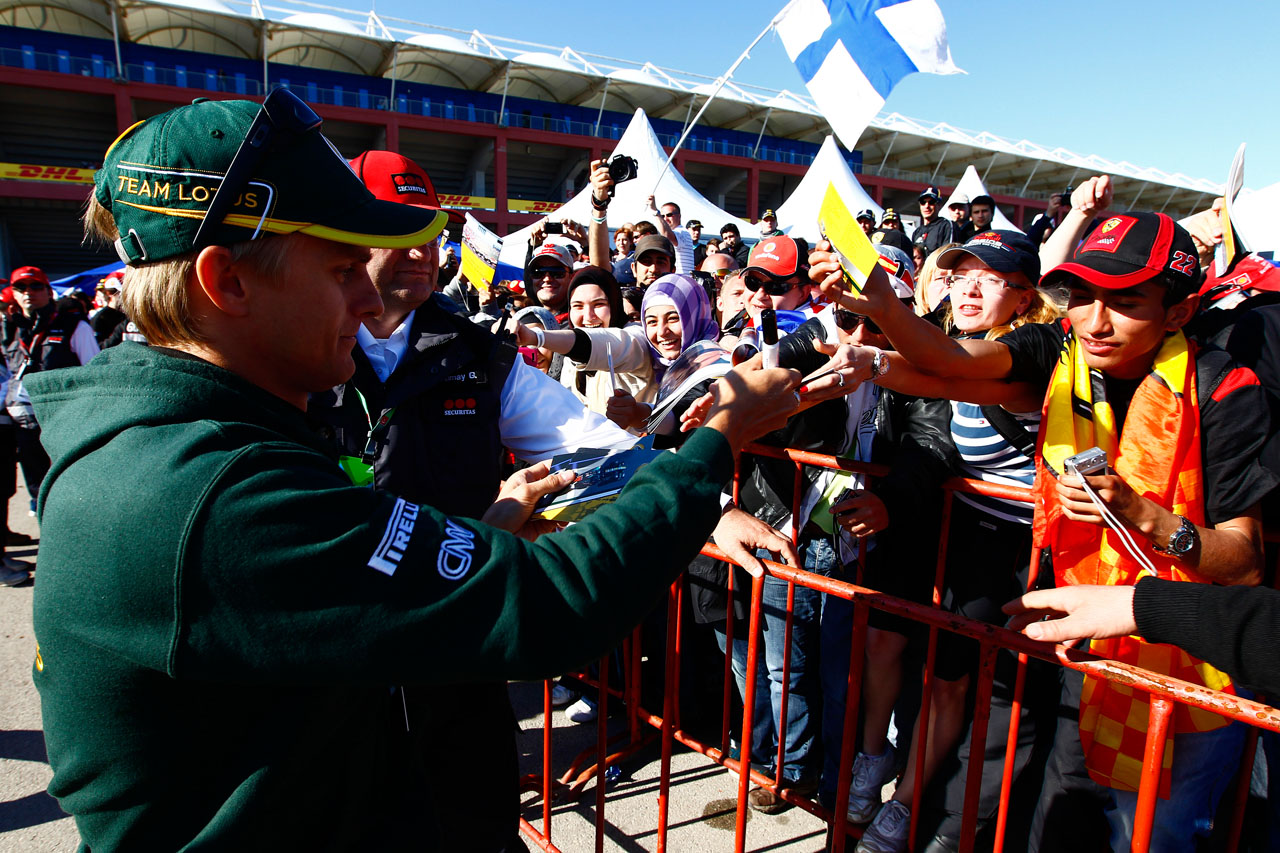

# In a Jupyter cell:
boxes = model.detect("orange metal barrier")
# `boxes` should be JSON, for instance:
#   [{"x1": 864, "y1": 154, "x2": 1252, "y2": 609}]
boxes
[{"x1": 515, "y1": 443, "x2": 1280, "y2": 852}]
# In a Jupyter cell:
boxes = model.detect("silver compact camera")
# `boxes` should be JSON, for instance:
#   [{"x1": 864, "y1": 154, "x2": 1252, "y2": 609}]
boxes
[{"x1": 1064, "y1": 446, "x2": 1108, "y2": 477}]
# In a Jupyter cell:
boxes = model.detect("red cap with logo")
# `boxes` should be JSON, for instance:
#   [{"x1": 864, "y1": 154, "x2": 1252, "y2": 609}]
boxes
[
  {"x1": 348, "y1": 150, "x2": 465, "y2": 224},
  {"x1": 9, "y1": 266, "x2": 49, "y2": 287},
  {"x1": 1041, "y1": 212, "x2": 1202, "y2": 297},
  {"x1": 746, "y1": 236, "x2": 801, "y2": 279}
]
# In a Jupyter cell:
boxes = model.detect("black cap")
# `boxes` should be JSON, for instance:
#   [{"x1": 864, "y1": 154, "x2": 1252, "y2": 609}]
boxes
[
  {"x1": 918, "y1": 186, "x2": 942, "y2": 201},
  {"x1": 856, "y1": 209, "x2": 876, "y2": 222},
  {"x1": 1040, "y1": 212, "x2": 1202, "y2": 298},
  {"x1": 937, "y1": 230, "x2": 1040, "y2": 284},
  {"x1": 871, "y1": 229, "x2": 913, "y2": 254}
]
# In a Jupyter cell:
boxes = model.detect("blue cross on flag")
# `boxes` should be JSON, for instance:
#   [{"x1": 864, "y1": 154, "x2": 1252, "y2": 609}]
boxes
[{"x1": 773, "y1": 0, "x2": 963, "y2": 149}]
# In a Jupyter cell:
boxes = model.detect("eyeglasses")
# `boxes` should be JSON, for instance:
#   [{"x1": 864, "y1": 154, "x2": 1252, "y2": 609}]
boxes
[
  {"x1": 942, "y1": 274, "x2": 1021, "y2": 294},
  {"x1": 743, "y1": 271, "x2": 796, "y2": 296},
  {"x1": 834, "y1": 309, "x2": 881, "y2": 335},
  {"x1": 191, "y1": 87, "x2": 323, "y2": 251},
  {"x1": 530, "y1": 266, "x2": 568, "y2": 280},
  {"x1": 11, "y1": 282, "x2": 47, "y2": 293}
]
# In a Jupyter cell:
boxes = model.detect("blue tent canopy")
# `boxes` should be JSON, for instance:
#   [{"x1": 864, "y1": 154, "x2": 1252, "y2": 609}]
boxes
[{"x1": 51, "y1": 261, "x2": 125, "y2": 297}]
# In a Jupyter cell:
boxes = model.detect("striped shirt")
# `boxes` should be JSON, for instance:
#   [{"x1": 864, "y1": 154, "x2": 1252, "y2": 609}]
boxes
[{"x1": 950, "y1": 401, "x2": 1039, "y2": 524}]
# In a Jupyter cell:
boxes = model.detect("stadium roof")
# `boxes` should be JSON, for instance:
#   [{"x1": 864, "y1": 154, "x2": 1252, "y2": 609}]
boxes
[{"x1": 0, "y1": 0, "x2": 1222, "y2": 211}]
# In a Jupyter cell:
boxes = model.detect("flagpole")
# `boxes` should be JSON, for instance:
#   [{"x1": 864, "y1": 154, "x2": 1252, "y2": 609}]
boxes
[{"x1": 650, "y1": 18, "x2": 777, "y2": 194}]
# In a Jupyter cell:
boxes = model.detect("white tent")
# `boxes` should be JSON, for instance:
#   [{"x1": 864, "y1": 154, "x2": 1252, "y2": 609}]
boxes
[
  {"x1": 774, "y1": 136, "x2": 882, "y2": 243},
  {"x1": 496, "y1": 109, "x2": 755, "y2": 270},
  {"x1": 1232, "y1": 180, "x2": 1280, "y2": 256},
  {"x1": 941, "y1": 165, "x2": 1022, "y2": 233}
]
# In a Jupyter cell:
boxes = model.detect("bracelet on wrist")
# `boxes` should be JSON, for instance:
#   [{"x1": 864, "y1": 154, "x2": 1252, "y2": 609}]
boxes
[
  {"x1": 531, "y1": 327, "x2": 546, "y2": 350},
  {"x1": 591, "y1": 194, "x2": 610, "y2": 211}
]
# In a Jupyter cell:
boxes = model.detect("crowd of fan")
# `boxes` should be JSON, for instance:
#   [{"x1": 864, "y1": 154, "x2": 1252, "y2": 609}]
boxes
[{"x1": 11, "y1": 146, "x2": 1280, "y2": 853}]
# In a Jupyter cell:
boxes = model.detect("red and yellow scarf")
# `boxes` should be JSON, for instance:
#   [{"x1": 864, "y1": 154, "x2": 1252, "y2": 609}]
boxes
[{"x1": 1032, "y1": 329, "x2": 1232, "y2": 796}]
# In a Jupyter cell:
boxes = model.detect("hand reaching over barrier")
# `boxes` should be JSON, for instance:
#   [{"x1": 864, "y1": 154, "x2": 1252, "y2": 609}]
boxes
[
  {"x1": 711, "y1": 507, "x2": 801, "y2": 578},
  {"x1": 1003, "y1": 585, "x2": 1138, "y2": 644},
  {"x1": 679, "y1": 347, "x2": 869, "y2": 432}
]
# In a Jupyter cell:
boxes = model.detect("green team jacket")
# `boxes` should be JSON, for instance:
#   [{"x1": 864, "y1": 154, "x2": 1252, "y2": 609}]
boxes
[{"x1": 27, "y1": 343, "x2": 733, "y2": 851}]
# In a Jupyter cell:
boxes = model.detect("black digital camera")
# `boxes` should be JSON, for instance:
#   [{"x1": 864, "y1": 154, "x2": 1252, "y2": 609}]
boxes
[{"x1": 604, "y1": 154, "x2": 638, "y2": 185}]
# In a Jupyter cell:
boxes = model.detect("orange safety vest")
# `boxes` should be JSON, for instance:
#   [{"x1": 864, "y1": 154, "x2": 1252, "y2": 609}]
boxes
[{"x1": 1031, "y1": 327, "x2": 1232, "y2": 796}]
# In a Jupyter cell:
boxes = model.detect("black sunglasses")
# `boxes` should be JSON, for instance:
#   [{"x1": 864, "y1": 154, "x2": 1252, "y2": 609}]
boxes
[
  {"x1": 834, "y1": 309, "x2": 880, "y2": 335},
  {"x1": 11, "y1": 282, "x2": 47, "y2": 293},
  {"x1": 191, "y1": 88, "x2": 323, "y2": 251},
  {"x1": 530, "y1": 266, "x2": 568, "y2": 280},
  {"x1": 743, "y1": 271, "x2": 796, "y2": 296}
]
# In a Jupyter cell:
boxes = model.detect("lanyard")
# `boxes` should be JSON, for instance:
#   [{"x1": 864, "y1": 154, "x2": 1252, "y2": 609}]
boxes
[{"x1": 338, "y1": 388, "x2": 396, "y2": 488}]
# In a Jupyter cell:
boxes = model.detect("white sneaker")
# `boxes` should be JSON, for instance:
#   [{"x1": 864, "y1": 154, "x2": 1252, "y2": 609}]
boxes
[
  {"x1": 856, "y1": 800, "x2": 911, "y2": 853},
  {"x1": 0, "y1": 560, "x2": 30, "y2": 587},
  {"x1": 550, "y1": 684, "x2": 577, "y2": 707},
  {"x1": 565, "y1": 696, "x2": 598, "y2": 723},
  {"x1": 846, "y1": 745, "x2": 896, "y2": 823}
]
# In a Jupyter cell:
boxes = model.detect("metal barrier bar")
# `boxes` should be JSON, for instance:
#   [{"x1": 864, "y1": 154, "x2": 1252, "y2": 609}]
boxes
[{"x1": 516, "y1": 449, "x2": 1280, "y2": 852}]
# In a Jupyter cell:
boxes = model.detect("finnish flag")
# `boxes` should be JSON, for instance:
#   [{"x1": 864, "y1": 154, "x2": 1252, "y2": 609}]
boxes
[{"x1": 774, "y1": 0, "x2": 963, "y2": 149}]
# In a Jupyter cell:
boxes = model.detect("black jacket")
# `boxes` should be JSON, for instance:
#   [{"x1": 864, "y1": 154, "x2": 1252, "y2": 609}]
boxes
[
  {"x1": 912, "y1": 217, "x2": 953, "y2": 254},
  {"x1": 2, "y1": 305, "x2": 84, "y2": 409},
  {"x1": 308, "y1": 300, "x2": 518, "y2": 519}
]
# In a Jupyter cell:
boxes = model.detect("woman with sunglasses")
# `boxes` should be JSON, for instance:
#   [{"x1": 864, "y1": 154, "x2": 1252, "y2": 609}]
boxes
[{"x1": 826, "y1": 232, "x2": 1061, "y2": 853}]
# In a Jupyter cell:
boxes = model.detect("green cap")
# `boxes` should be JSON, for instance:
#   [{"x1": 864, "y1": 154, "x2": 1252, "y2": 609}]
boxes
[{"x1": 95, "y1": 98, "x2": 446, "y2": 264}]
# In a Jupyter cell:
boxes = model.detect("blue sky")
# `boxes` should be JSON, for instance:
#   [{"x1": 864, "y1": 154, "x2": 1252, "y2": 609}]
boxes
[{"x1": 375, "y1": 0, "x2": 1279, "y2": 195}]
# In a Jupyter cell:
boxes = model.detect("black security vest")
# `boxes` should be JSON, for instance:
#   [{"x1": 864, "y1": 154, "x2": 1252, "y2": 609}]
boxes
[{"x1": 309, "y1": 301, "x2": 518, "y2": 520}]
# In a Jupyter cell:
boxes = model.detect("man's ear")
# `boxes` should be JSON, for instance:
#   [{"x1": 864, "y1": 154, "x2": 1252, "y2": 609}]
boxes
[
  {"x1": 1164, "y1": 291, "x2": 1200, "y2": 332},
  {"x1": 192, "y1": 246, "x2": 251, "y2": 318}
]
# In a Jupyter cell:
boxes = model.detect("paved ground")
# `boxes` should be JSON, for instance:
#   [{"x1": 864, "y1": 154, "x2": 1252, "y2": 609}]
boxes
[
  {"x1": 0, "y1": 475, "x2": 835, "y2": 852},
  {"x1": 0, "y1": 481, "x2": 76, "y2": 853}
]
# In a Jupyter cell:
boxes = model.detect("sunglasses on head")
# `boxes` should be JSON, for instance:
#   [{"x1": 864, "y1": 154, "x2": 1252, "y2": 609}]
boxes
[
  {"x1": 12, "y1": 282, "x2": 47, "y2": 293},
  {"x1": 743, "y1": 271, "x2": 796, "y2": 296},
  {"x1": 834, "y1": 309, "x2": 880, "y2": 334},
  {"x1": 191, "y1": 87, "x2": 323, "y2": 251}
]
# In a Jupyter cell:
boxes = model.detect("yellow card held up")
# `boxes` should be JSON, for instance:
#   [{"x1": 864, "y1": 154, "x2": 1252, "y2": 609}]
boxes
[{"x1": 819, "y1": 182, "x2": 882, "y2": 294}]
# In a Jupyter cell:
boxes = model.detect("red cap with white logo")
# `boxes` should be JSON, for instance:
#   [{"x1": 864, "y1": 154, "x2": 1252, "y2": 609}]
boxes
[
  {"x1": 348, "y1": 150, "x2": 465, "y2": 224},
  {"x1": 745, "y1": 236, "x2": 801, "y2": 279}
]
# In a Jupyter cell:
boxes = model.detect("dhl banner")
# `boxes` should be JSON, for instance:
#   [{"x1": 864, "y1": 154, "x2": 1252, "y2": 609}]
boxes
[
  {"x1": 1, "y1": 162, "x2": 96, "y2": 184},
  {"x1": 4, "y1": 162, "x2": 566, "y2": 215}
]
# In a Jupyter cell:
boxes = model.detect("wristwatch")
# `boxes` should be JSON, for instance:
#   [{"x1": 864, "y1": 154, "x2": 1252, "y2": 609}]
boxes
[
  {"x1": 1151, "y1": 515, "x2": 1198, "y2": 557},
  {"x1": 869, "y1": 347, "x2": 890, "y2": 379}
]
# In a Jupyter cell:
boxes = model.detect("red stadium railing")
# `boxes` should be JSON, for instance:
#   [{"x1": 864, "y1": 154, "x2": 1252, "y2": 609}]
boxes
[{"x1": 513, "y1": 443, "x2": 1280, "y2": 852}]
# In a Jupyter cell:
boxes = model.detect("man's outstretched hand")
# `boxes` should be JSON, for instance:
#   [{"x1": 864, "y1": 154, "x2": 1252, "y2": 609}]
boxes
[
  {"x1": 481, "y1": 461, "x2": 574, "y2": 541},
  {"x1": 698, "y1": 362, "x2": 803, "y2": 452},
  {"x1": 1003, "y1": 585, "x2": 1138, "y2": 644}
]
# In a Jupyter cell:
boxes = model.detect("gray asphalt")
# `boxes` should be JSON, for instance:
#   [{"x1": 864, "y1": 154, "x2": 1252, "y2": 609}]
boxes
[{"x1": 0, "y1": 476, "x2": 835, "y2": 851}]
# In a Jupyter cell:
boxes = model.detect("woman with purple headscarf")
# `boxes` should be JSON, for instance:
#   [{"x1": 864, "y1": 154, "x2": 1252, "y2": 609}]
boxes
[
  {"x1": 640, "y1": 274, "x2": 721, "y2": 367},
  {"x1": 603, "y1": 274, "x2": 722, "y2": 432}
]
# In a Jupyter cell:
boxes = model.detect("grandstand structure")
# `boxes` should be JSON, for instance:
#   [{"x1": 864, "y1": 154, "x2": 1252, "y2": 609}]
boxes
[{"x1": 0, "y1": 0, "x2": 1224, "y2": 275}]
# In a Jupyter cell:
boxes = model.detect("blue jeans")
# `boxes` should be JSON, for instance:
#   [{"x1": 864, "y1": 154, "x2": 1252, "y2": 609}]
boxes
[
  {"x1": 1106, "y1": 721, "x2": 1248, "y2": 852},
  {"x1": 714, "y1": 535, "x2": 834, "y2": 785}
]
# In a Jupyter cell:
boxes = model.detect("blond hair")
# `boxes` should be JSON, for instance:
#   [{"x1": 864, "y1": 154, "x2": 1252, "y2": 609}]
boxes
[
  {"x1": 84, "y1": 194, "x2": 295, "y2": 347},
  {"x1": 914, "y1": 242, "x2": 958, "y2": 316}
]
